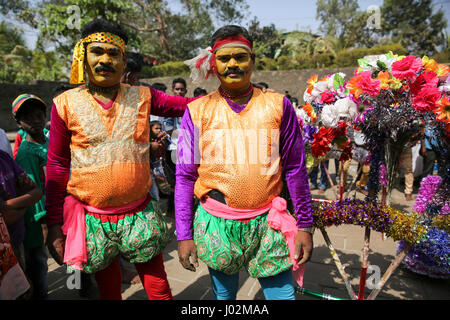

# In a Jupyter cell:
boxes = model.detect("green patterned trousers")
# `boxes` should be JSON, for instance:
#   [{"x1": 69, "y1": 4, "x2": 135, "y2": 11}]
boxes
[
  {"x1": 81, "y1": 201, "x2": 170, "y2": 274},
  {"x1": 193, "y1": 204, "x2": 292, "y2": 278}
]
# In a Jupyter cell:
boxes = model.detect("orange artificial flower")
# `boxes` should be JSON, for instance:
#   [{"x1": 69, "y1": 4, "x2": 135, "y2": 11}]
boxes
[
  {"x1": 306, "y1": 74, "x2": 318, "y2": 94},
  {"x1": 434, "y1": 96, "x2": 450, "y2": 124},
  {"x1": 422, "y1": 56, "x2": 438, "y2": 73},
  {"x1": 377, "y1": 71, "x2": 394, "y2": 90},
  {"x1": 436, "y1": 64, "x2": 450, "y2": 78},
  {"x1": 346, "y1": 74, "x2": 363, "y2": 99},
  {"x1": 302, "y1": 103, "x2": 317, "y2": 121}
]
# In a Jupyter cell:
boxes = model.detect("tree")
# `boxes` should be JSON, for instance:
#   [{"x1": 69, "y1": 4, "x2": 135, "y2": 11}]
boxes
[
  {"x1": 316, "y1": 0, "x2": 360, "y2": 47},
  {"x1": 381, "y1": 0, "x2": 447, "y2": 56},
  {"x1": 8, "y1": 0, "x2": 250, "y2": 63}
]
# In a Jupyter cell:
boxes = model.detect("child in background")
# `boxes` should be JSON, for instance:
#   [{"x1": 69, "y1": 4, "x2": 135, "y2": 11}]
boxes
[
  {"x1": 150, "y1": 121, "x2": 174, "y2": 196},
  {"x1": 11, "y1": 94, "x2": 49, "y2": 299}
]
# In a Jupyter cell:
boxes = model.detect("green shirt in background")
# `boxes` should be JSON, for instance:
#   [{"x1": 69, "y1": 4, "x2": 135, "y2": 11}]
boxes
[{"x1": 14, "y1": 128, "x2": 49, "y2": 249}]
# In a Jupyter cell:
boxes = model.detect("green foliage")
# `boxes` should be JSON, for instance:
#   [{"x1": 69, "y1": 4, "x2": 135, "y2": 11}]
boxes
[
  {"x1": 254, "y1": 57, "x2": 278, "y2": 71},
  {"x1": 381, "y1": 0, "x2": 447, "y2": 56},
  {"x1": 432, "y1": 48, "x2": 450, "y2": 63},
  {"x1": 0, "y1": 22, "x2": 65, "y2": 83},
  {"x1": 141, "y1": 61, "x2": 189, "y2": 78},
  {"x1": 334, "y1": 43, "x2": 407, "y2": 67}
]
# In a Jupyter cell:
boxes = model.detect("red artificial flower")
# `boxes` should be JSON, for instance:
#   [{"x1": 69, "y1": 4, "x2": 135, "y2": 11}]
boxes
[
  {"x1": 391, "y1": 56, "x2": 423, "y2": 80},
  {"x1": 311, "y1": 126, "x2": 334, "y2": 158},
  {"x1": 320, "y1": 90, "x2": 336, "y2": 104},
  {"x1": 410, "y1": 71, "x2": 439, "y2": 96},
  {"x1": 412, "y1": 86, "x2": 442, "y2": 113},
  {"x1": 357, "y1": 71, "x2": 381, "y2": 97}
]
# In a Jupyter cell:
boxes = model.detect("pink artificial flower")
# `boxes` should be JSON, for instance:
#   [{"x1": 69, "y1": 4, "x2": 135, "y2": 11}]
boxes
[
  {"x1": 410, "y1": 71, "x2": 439, "y2": 96},
  {"x1": 358, "y1": 71, "x2": 381, "y2": 97},
  {"x1": 412, "y1": 86, "x2": 442, "y2": 113},
  {"x1": 391, "y1": 56, "x2": 423, "y2": 80}
]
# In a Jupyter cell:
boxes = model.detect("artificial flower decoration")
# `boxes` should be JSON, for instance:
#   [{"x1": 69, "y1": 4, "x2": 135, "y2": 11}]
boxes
[
  {"x1": 410, "y1": 71, "x2": 439, "y2": 96},
  {"x1": 306, "y1": 74, "x2": 318, "y2": 94},
  {"x1": 422, "y1": 56, "x2": 439, "y2": 73},
  {"x1": 434, "y1": 96, "x2": 450, "y2": 124},
  {"x1": 412, "y1": 86, "x2": 442, "y2": 113},
  {"x1": 391, "y1": 55, "x2": 423, "y2": 80}
]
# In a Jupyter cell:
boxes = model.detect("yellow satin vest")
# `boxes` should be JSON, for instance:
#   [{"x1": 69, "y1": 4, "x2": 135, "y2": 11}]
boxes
[
  {"x1": 53, "y1": 84, "x2": 151, "y2": 208},
  {"x1": 188, "y1": 87, "x2": 284, "y2": 209}
]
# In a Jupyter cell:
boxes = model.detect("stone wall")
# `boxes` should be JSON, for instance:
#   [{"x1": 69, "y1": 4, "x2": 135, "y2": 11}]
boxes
[{"x1": 0, "y1": 67, "x2": 356, "y2": 132}]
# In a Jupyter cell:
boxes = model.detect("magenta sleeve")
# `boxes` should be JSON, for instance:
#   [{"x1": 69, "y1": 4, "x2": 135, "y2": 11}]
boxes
[
  {"x1": 149, "y1": 87, "x2": 198, "y2": 117},
  {"x1": 280, "y1": 97, "x2": 314, "y2": 228},
  {"x1": 45, "y1": 104, "x2": 71, "y2": 227}
]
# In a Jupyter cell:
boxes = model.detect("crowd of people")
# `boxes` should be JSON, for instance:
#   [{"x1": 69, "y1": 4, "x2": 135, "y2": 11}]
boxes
[{"x1": 0, "y1": 18, "x2": 445, "y2": 301}]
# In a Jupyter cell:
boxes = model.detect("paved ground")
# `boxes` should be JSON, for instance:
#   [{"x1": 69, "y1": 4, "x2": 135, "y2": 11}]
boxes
[{"x1": 42, "y1": 160, "x2": 449, "y2": 301}]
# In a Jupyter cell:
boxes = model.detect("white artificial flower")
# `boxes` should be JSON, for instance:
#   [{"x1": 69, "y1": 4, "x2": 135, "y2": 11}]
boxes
[
  {"x1": 321, "y1": 104, "x2": 339, "y2": 128},
  {"x1": 334, "y1": 97, "x2": 358, "y2": 121}
]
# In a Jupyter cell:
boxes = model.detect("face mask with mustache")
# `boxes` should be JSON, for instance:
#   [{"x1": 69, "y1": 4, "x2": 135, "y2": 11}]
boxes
[
  {"x1": 95, "y1": 64, "x2": 116, "y2": 73},
  {"x1": 220, "y1": 68, "x2": 247, "y2": 77}
]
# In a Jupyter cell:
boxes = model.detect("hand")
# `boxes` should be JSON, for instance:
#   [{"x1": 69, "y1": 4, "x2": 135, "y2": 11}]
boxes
[
  {"x1": 178, "y1": 239, "x2": 199, "y2": 272},
  {"x1": 294, "y1": 230, "x2": 313, "y2": 266},
  {"x1": 41, "y1": 224, "x2": 48, "y2": 245},
  {"x1": 46, "y1": 224, "x2": 65, "y2": 265}
]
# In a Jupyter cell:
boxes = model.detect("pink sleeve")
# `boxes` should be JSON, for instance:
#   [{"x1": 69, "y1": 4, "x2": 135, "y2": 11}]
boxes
[
  {"x1": 45, "y1": 104, "x2": 71, "y2": 227},
  {"x1": 149, "y1": 87, "x2": 198, "y2": 117}
]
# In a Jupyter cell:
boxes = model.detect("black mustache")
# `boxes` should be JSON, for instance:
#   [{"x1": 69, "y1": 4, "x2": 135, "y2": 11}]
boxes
[
  {"x1": 95, "y1": 64, "x2": 116, "y2": 73},
  {"x1": 220, "y1": 68, "x2": 246, "y2": 77}
]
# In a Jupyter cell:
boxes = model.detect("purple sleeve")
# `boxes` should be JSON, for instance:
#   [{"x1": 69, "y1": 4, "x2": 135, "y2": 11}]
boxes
[
  {"x1": 149, "y1": 87, "x2": 198, "y2": 117},
  {"x1": 174, "y1": 109, "x2": 199, "y2": 241},
  {"x1": 280, "y1": 97, "x2": 314, "y2": 228}
]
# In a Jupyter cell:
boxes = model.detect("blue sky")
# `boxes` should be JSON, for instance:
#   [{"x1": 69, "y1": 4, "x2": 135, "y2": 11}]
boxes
[
  {"x1": 3, "y1": 0, "x2": 450, "y2": 49},
  {"x1": 243, "y1": 0, "x2": 450, "y2": 33}
]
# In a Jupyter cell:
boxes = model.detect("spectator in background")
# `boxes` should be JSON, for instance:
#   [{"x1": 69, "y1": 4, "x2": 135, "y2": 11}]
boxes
[
  {"x1": 11, "y1": 94, "x2": 49, "y2": 299},
  {"x1": 121, "y1": 52, "x2": 143, "y2": 86},
  {"x1": 193, "y1": 87, "x2": 207, "y2": 97},
  {"x1": 0, "y1": 149, "x2": 43, "y2": 300},
  {"x1": 150, "y1": 83, "x2": 168, "y2": 123},
  {"x1": 0, "y1": 128, "x2": 12, "y2": 157}
]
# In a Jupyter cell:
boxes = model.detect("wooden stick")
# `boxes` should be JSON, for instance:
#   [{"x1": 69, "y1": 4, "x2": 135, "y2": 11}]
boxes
[
  {"x1": 367, "y1": 242, "x2": 412, "y2": 300},
  {"x1": 322, "y1": 162, "x2": 339, "y2": 200},
  {"x1": 344, "y1": 165, "x2": 363, "y2": 199},
  {"x1": 358, "y1": 227, "x2": 371, "y2": 300},
  {"x1": 320, "y1": 227, "x2": 357, "y2": 300},
  {"x1": 339, "y1": 160, "x2": 345, "y2": 201}
]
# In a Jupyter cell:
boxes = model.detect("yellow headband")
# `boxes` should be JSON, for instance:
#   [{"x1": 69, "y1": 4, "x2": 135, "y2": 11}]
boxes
[{"x1": 69, "y1": 32, "x2": 126, "y2": 84}]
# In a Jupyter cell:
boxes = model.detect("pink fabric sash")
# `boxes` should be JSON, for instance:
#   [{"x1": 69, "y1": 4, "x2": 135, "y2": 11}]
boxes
[
  {"x1": 201, "y1": 196, "x2": 305, "y2": 287},
  {"x1": 61, "y1": 194, "x2": 149, "y2": 270}
]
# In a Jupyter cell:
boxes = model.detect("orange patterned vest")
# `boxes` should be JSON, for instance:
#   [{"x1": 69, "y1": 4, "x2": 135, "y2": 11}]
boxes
[
  {"x1": 53, "y1": 84, "x2": 151, "y2": 208},
  {"x1": 188, "y1": 87, "x2": 284, "y2": 209}
]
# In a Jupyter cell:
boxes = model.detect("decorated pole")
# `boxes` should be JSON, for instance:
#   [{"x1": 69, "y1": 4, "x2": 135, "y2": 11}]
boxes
[
  {"x1": 358, "y1": 227, "x2": 371, "y2": 300},
  {"x1": 367, "y1": 242, "x2": 412, "y2": 300},
  {"x1": 320, "y1": 227, "x2": 357, "y2": 300},
  {"x1": 339, "y1": 160, "x2": 345, "y2": 201}
]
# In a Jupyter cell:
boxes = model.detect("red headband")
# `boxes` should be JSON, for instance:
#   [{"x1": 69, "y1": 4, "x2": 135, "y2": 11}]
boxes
[{"x1": 211, "y1": 35, "x2": 253, "y2": 53}]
